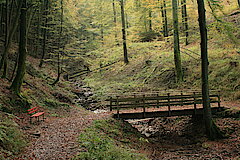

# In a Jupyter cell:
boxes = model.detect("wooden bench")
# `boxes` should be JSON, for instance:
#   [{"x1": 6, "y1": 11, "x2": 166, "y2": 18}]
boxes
[{"x1": 27, "y1": 107, "x2": 45, "y2": 123}]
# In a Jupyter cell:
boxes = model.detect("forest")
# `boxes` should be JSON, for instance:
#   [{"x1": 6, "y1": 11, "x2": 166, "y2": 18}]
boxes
[{"x1": 0, "y1": 0, "x2": 239, "y2": 159}]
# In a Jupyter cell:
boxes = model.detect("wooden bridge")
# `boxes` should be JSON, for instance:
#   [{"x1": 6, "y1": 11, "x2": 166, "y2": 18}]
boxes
[{"x1": 106, "y1": 90, "x2": 224, "y2": 119}]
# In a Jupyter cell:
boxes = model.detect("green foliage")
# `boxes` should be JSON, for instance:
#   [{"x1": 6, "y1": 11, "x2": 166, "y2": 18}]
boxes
[
  {"x1": 44, "y1": 98, "x2": 69, "y2": 108},
  {"x1": 75, "y1": 119, "x2": 148, "y2": 160},
  {"x1": 0, "y1": 115, "x2": 26, "y2": 158}
]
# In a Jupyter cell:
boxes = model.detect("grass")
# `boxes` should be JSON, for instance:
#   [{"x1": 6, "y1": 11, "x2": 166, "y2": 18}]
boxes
[{"x1": 74, "y1": 119, "x2": 149, "y2": 160}]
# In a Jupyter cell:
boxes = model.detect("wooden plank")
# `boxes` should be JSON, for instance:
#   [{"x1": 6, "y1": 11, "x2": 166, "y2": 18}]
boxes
[
  {"x1": 113, "y1": 107, "x2": 225, "y2": 119},
  {"x1": 106, "y1": 94, "x2": 218, "y2": 102},
  {"x1": 110, "y1": 100, "x2": 219, "y2": 110}
]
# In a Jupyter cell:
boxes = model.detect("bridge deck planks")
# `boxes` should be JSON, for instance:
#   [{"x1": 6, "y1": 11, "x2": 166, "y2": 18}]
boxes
[{"x1": 113, "y1": 107, "x2": 225, "y2": 119}]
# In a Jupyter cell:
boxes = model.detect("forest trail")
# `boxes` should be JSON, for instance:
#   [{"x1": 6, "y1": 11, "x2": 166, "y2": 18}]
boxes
[
  {"x1": 19, "y1": 106, "x2": 110, "y2": 160},
  {"x1": 18, "y1": 100, "x2": 240, "y2": 160}
]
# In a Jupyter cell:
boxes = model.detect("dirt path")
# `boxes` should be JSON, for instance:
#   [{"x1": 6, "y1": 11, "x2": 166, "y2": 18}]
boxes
[{"x1": 19, "y1": 107, "x2": 110, "y2": 160}]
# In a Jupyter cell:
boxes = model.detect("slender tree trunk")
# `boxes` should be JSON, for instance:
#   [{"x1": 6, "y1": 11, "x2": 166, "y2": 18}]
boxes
[
  {"x1": 0, "y1": 4, "x2": 3, "y2": 37},
  {"x1": 35, "y1": 5, "x2": 41, "y2": 57},
  {"x1": 112, "y1": 0, "x2": 118, "y2": 45},
  {"x1": 1, "y1": 0, "x2": 9, "y2": 79},
  {"x1": 149, "y1": 10, "x2": 152, "y2": 31},
  {"x1": 181, "y1": 0, "x2": 189, "y2": 45},
  {"x1": 197, "y1": 0, "x2": 223, "y2": 140},
  {"x1": 120, "y1": 0, "x2": 129, "y2": 64},
  {"x1": 52, "y1": 0, "x2": 64, "y2": 85},
  {"x1": 0, "y1": 0, "x2": 22, "y2": 75},
  {"x1": 238, "y1": 0, "x2": 240, "y2": 8},
  {"x1": 163, "y1": 0, "x2": 168, "y2": 37},
  {"x1": 172, "y1": 0, "x2": 183, "y2": 82},
  {"x1": 10, "y1": 0, "x2": 27, "y2": 94},
  {"x1": 39, "y1": 0, "x2": 48, "y2": 67}
]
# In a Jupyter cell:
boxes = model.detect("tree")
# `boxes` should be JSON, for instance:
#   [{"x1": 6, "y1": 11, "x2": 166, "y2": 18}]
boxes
[
  {"x1": 197, "y1": 0, "x2": 223, "y2": 140},
  {"x1": 52, "y1": 0, "x2": 64, "y2": 85},
  {"x1": 120, "y1": 0, "x2": 129, "y2": 64},
  {"x1": 160, "y1": 0, "x2": 169, "y2": 37},
  {"x1": 112, "y1": 0, "x2": 118, "y2": 44},
  {"x1": 172, "y1": 0, "x2": 183, "y2": 82},
  {"x1": 181, "y1": 0, "x2": 189, "y2": 45},
  {"x1": 0, "y1": 0, "x2": 22, "y2": 78},
  {"x1": 39, "y1": 0, "x2": 48, "y2": 68},
  {"x1": 10, "y1": 0, "x2": 27, "y2": 94}
]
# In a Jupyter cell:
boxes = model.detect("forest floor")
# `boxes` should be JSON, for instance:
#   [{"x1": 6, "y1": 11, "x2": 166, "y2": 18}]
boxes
[
  {"x1": 16, "y1": 100, "x2": 240, "y2": 160},
  {"x1": 17, "y1": 106, "x2": 111, "y2": 160}
]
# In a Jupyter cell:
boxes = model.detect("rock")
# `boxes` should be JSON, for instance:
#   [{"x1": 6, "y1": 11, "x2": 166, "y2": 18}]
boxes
[{"x1": 32, "y1": 131, "x2": 41, "y2": 137}]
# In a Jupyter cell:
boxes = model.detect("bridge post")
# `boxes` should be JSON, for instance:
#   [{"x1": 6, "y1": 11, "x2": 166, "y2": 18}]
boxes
[
  {"x1": 217, "y1": 91, "x2": 221, "y2": 109},
  {"x1": 143, "y1": 94, "x2": 146, "y2": 118},
  {"x1": 134, "y1": 93, "x2": 137, "y2": 110},
  {"x1": 116, "y1": 96, "x2": 120, "y2": 119},
  {"x1": 110, "y1": 97, "x2": 113, "y2": 111},
  {"x1": 157, "y1": 93, "x2": 159, "y2": 108},
  {"x1": 181, "y1": 91, "x2": 184, "y2": 106},
  {"x1": 193, "y1": 92, "x2": 197, "y2": 115},
  {"x1": 167, "y1": 93, "x2": 171, "y2": 116}
]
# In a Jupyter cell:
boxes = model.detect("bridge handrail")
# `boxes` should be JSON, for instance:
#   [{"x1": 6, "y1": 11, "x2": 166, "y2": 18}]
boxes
[{"x1": 106, "y1": 91, "x2": 221, "y2": 118}]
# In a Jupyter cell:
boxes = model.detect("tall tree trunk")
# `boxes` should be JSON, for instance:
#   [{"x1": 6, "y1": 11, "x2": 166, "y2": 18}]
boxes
[
  {"x1": 0, "y1": 4, "x2": 3, "y2": 37},
  {"x1": 0, "y1": 0, "x2": 22, "y2": 76},
  {"x1": 197, "y1": 0, "x2": 223, "y2": 140},
  {"x1": 10, "y1": 0, "x2": 27, "y2": 94},
  {"x1": 120, "y1": 0, "x2": 129, "y2": 64},
  {"x1": 172, "y1": 0, "x2": 183, "y2": 82},
  {"x1": 52, "y1": 0, "x2": 64, "y2": 85},
  {"x1": 238, "y1": 0, "x2": 240, "y2": 8},
  {"x1": 2, "y1": 0, "x2": 9, "y2": 79},
  {"x1": 149, "y1": 9, "x2": 152, "y2": 31},
  {"x1": 163, "y1": 0, "x2": 168, "y2": 37},
  {"x1": 112, "y1": 0, "x2": 118, "y2": 45},
  {"x1": 181, "y1": 0, "x2": 189, "y2": 45},
  {"x1": 39, "y1": 0, "x2": 48, "y2": 67}
]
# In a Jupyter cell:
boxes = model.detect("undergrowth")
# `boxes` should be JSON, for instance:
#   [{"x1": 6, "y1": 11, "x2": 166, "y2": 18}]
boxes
[
  {"x1": 0, "y1": 113, "x2": 26, "y2": 159},
  {"x1": 83, "y1": 41, "x2": 240, "y2": 101},
  {"x1": 74, "y1": 119, "x2": 149, "y2": 160}
]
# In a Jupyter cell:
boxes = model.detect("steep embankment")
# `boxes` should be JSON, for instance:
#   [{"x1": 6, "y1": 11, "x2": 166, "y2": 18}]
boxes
[
  {"x1": 0, "y1": 56, "x2": 148, "y2": 160},
  {"x1": 82, "y1": 41, "x2": 240, "y2": 101}
]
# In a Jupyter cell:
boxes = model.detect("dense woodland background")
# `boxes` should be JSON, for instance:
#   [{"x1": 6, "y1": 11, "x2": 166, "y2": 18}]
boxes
[{"x1": 0, "y1": 0, "x2": 239, "y2": 159}]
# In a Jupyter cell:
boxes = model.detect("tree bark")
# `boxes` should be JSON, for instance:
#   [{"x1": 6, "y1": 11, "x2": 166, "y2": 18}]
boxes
[
  {"x1": 0, "y1": 0, "x2": 22, "y2": 76},
  {"x1": 181, "y1": 0, "x2": 189, "y2": 45},
  {"x1": 163, "y1": 0, "x2": 168, "y2": 37},
  {"x1": 52, "y1": 0, "x2": 64, "y2": 85},
  {"x1": 197, "y1": 0, "x2": 223, "y2": 140},
  {"x1": 120, "y1": 0, "x2": 129, "y2": 64},
  {"x1": 39, "y1": 0, "x2": 48, "y2": 67},
  {"x1": 172, "y1": 0, "x2": 183, "y2": 82},
  {"x1": 112, "y1": 0, "x2": 118, "y2": 45},
  {"x1": 10, "y1": 0, "x2": 27, "y2": 94},
  {"x1": 149, "y1": 9, "x2": 152, "y2": 31}
]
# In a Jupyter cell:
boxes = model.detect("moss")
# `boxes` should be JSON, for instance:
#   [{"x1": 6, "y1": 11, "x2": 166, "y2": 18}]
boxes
[
  {"x1": 0, "y1": 114, "x2": 27, "y2": 159},
  {"x1": 75, "y1": 119, "x2": 148, "y2": 160}
]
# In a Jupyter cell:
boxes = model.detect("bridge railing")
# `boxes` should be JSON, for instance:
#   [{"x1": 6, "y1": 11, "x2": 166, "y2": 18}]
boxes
[{"x1": 106, "y1": 91, "x2": 221, "y2": 118}]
